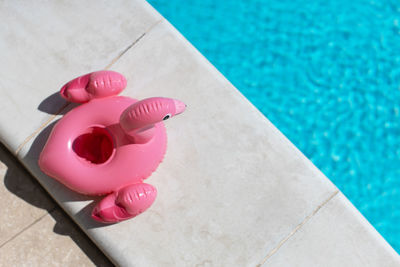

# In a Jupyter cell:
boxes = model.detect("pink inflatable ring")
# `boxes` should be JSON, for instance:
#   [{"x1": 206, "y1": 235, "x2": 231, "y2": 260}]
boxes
[{"x1": 39, "y1": 71, "x2": 186, "y2": 223}]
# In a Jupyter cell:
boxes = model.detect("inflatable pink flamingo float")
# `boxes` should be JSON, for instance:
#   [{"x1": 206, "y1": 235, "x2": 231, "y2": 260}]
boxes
[{"x1": 39, "y1": 70, "x2": 186, "y2": 223}]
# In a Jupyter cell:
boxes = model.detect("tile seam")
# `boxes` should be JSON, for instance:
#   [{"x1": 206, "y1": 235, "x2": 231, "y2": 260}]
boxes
[
  {"x1": 14, "y1": 18, "x2": 164, "y2": 156},
  {"x1": 104, "y1": 18, "x2": 163, "y2": 70},
  {"x1": 0, "y1": 208, "x2": 56, "y2": 249},
  {"x1": 256, "y1": 189, "x2": 340, "y2": 266},
  {"x1": 14, "y1": 102, "x2": 70, "y2": 154}
]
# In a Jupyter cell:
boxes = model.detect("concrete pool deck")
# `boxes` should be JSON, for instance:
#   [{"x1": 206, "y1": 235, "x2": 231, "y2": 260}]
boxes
[{"x1": 1, "y1": 0, "x2": 399, "y2": 266}]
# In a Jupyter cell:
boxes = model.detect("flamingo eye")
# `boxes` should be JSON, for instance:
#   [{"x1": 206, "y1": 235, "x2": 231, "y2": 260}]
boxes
[{"x1": 163, "y1": 114, "x2": 171, "y2": 120}]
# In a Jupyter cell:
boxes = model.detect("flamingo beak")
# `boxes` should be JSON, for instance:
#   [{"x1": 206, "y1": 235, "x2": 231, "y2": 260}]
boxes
[{"x1": 173, "y1": 99, "x2": 186, "y2": 115}]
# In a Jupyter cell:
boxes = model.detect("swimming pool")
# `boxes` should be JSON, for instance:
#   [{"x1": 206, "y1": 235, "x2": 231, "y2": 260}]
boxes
[{"x1": 148, "y1": 0, "x2": 400, "y2": 252}]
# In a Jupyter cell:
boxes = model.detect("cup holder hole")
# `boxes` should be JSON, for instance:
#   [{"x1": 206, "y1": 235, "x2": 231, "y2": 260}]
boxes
[{"x1": 72, "y1": 126, "x2": 114, "y2": 164}]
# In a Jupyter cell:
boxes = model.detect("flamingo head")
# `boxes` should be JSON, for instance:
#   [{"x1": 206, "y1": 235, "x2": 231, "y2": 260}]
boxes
[{"x1": 120, "y1": 97, "x2": 186, "y2": 136}]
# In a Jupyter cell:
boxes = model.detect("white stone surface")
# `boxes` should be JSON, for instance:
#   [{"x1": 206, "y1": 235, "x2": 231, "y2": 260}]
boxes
[
  {"x1": 0, "y1": 0, "x2": 161, "y2": 153},
  {"x1": 19, "y1": 19, "x2": 339, "y2": 266},
  {"x1": 261, "y1": 193, "x2": 400, "y2": 267},
  {"x1": 1, "y1": 0, "x2": 398, "y2": 266}
]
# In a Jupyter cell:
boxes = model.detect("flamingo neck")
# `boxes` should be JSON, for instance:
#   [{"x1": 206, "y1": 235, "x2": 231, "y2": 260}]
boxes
[{"x1": 123, "y1": 123, "x2": 156, "y2": 144}]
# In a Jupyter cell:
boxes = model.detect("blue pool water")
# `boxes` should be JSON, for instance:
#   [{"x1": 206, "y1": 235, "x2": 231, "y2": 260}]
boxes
[{"x1": 148, "y1": 0, "x2": 400, "y2": 251}]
